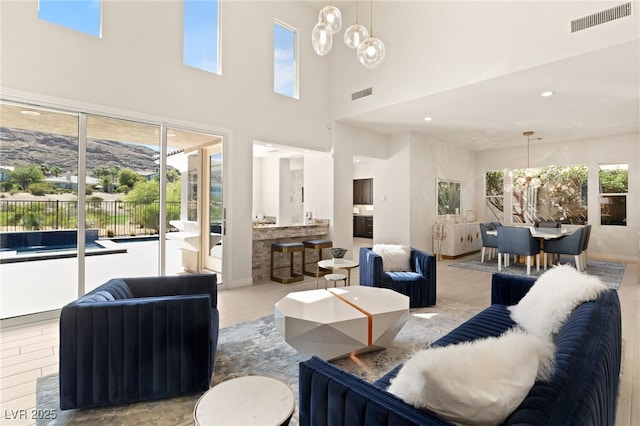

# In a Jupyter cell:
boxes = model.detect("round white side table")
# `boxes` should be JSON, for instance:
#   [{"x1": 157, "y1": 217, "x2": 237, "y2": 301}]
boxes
[{"x1": 194, "y1": 376, "x2": 295, "y2": 426}]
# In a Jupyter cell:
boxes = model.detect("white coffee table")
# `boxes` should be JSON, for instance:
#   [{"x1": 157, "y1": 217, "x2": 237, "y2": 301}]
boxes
[
  {"x1": 274, "y1": 286, "x2": 409, "y2": 361},
  {"x1": 194, "y1": 376, "x2": 294, "y2": 426}
]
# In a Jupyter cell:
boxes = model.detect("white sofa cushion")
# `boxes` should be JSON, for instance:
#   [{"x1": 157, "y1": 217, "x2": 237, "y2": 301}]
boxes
[
  {"x1": 508, "y1": 265, "x2": 608, "y2": 339},
  {"x1": 372, "y1": 244, "x2": 411, "y2": 272},
  {"x1": 387, "y1": 328, "x2": 555, "y2": 426}
]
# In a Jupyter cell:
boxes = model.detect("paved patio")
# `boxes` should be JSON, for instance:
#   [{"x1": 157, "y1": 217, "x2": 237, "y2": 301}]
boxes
[{"x1": 0, "y1": 239, "x2": 187, "y2": 319}]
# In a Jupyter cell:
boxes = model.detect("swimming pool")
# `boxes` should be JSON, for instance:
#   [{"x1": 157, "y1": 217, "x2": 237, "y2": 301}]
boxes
[{"x1": 0, "y1": 230, "x2": 127, "y2": 263}]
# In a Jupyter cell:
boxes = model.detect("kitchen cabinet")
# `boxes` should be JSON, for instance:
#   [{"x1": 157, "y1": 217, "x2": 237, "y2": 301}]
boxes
[
  {"x1": 353, "y1": 179, "x2": 373, "y2": 205},
  {"x1": 354, "y1": 216, "x2": 373, "y2": 238}
]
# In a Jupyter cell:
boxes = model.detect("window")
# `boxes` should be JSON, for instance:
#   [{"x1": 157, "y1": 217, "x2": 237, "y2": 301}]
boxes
[
  {"x1": 485, "y1": 170, "x2": 504, "y2": 221},
  {"x1": 38, "y1": 0, "x2": 101, "y2": 37},
  {"x1": 510, "y1": 165, "x2": 588, "y2": 224},
  {"x1": 184, "y1": 0, "x2": 220, "y2": 74},
  {"x1": 599, "y1": 164, "x2": 628, "y2": 226},
  {"x1": 274, "y1": 22, "x2": 297, "y2": 98}
]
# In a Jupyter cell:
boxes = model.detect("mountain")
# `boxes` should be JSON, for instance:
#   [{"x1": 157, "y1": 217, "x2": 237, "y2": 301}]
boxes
[{"x1": 0, "y1": 127, "x2": 158, "y2": 174}]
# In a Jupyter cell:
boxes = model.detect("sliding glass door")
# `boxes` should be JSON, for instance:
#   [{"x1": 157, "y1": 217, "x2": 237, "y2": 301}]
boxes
[{"x1": 0, "y1": 99, "x2": 226, "y2": 319}]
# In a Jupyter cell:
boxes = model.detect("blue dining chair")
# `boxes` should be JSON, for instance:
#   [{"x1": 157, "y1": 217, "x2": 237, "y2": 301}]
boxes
[
  {"x1": 544, "y1": 226, "x2": 586, "y2": 271},
  {"x1": 479, "y1": 222, "x2": 501, "y2": 263},
  {"x1": 497, "y1": 226, "x2": 540, "y2": 275}
]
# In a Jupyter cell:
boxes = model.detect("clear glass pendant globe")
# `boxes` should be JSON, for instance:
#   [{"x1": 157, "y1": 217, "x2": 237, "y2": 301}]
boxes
[
  {"x1": 312, "y1": 22, "x2": 333, "y2": 56},
  {"x1": 319, "y1": 6, "x2": 342, "y2": 34},
  {"x1": 357, "y1": 37, "x2": 385, "y2": 69},
  {"x1": 343, "y1": 24, "x2": 368, "y2": 49}
]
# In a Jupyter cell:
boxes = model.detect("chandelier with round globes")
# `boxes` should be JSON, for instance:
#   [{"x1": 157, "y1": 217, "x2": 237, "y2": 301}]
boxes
[{"x1": 312, "y1": 0, "x2": 385, "y2": 69}]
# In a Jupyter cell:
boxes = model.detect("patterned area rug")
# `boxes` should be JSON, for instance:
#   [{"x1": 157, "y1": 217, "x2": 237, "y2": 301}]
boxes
[
  {"x1": 36, "y1": 301, "x2": 482, "y2": 425},
  {"x1": 449, "y1": 253, "x2": 625, "y2": 289}
]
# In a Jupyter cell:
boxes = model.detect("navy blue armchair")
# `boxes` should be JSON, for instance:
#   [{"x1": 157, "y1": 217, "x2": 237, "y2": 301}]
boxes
[
  {"x1": 359, "y1": 247, "x2": 436, "y2": 307},
  {"x1": 59, "y1": 274, "x2": 219, "y2": 410}
]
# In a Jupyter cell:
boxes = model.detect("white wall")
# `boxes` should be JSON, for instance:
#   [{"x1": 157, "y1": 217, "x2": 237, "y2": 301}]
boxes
[
  {"x1": 353, "y1": 162, "x2": 374, "y2": 179},
  {"x1": 303, "y1": 155, "x2": 334, "y2": 223},
  {"x1": 476, "y1": 133, "x2": 639, "y2": 261},
  {"x1": 408, "y1": 134, "x2": 477, "y2": 252},
  {"x1": 373, "y1": 134, "x2": 412, "y2": 245}
]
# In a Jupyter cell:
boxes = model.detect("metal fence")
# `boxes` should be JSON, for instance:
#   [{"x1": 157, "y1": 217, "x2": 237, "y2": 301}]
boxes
[{"x1": 0, "y1": 200, "x2": 187, "y2": 237}]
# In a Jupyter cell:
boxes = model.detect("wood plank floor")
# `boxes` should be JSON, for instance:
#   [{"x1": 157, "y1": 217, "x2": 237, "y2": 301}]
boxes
[{"x1": 1, "y1": 243, "x2": 638, "y2": 425}]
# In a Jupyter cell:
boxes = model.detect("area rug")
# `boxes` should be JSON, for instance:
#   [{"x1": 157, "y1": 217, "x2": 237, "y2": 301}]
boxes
[
  {"x1": 35, "y1": 301, "x2": 482, "y2": 425},
  {"x1": 449, "y1": 253, "x2": 625, "y2": 289}
]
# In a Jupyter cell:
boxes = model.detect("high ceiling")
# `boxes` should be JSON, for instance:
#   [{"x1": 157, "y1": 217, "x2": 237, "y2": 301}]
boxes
[{"x1": 339, "y1": 39, "x2": 639, "y2": 151}]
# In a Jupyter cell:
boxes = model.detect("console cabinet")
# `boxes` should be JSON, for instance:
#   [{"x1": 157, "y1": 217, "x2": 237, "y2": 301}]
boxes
[{"x1": 433, "y1": 222, "x2": 481, "y2": 258}]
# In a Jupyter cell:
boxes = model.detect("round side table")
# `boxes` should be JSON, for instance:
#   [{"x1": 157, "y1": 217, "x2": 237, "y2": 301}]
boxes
[{"x1": 194, "y1": 376, "x2": 295, "y2": 426}]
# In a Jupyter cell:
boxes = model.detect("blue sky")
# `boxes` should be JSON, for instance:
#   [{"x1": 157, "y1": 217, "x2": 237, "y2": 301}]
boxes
[
  {"x1": 183, "y1": 0, "x2": 219, "y2": 74},
  {"x1": 274, "y1": 23, "x2": 296, "y2": 98},
  {"x1": 38, "y1": 0, "x2": 101, "y2": 37}
]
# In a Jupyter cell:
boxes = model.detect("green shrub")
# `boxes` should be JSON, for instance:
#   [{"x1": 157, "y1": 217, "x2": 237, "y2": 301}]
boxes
[{"x1": 28, "y1": 182, "x2": 56, "y2": 196}]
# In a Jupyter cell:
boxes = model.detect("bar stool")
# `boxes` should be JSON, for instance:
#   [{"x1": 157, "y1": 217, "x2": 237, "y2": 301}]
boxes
[
  {"x1": 271, "y1": 242, "x2": 304, "y2": 284},
  {"x1": 302, "y1": 239, "x2": 332, "y2": 277},
  {"x1": 321, "y1": 273, "x2": 347, "y2": 289}
]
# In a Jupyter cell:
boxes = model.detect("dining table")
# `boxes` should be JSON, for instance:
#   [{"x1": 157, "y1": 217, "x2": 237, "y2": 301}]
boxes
[{"x1": 487, "y1": 226, "x2": 577, "y2": 269}]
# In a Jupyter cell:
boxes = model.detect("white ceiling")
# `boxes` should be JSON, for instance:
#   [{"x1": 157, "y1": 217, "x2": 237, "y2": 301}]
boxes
[{"x1": 339, "y1": 39, "x2": 640, "y2": 151}]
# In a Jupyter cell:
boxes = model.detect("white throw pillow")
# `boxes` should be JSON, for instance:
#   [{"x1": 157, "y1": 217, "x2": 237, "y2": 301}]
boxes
[
  {"x1": 508, "y1": 265, "x2": 608, "y2": 339},
  {"x1": 387, "y1": 329, "x2": 555, "y2": 426},
  {"x1": 372, "y1": 244, "x2": 411, "y2": 272}
]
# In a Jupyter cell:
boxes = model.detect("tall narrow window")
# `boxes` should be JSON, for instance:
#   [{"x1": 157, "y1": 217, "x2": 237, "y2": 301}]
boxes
[
  {"x1": 38, "y1": 0, "x2": 102, "y2": 37},
  {"x1": 184, "y1": 0, "x2": 220, "y2": 74},
  {"x1": 599, "y1": 164, "x2": 628, "y2": 226},
  {"x1": 274, "y1": 22, "x2": 297, "y2": 98}
]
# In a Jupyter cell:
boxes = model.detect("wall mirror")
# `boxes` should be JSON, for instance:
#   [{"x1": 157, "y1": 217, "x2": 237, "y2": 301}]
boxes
[{"x1": 436, "y1": 179, "x2": 461, "y2": 216}]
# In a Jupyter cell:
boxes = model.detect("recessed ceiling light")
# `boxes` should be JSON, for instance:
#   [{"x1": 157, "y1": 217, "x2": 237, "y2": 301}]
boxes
[
  {"x1": 541, "y1": 91, "x2": 554, "y2": 97},
  {"x1": 20, "y1": 110, "x2": 40, "y2": 116},
  {"x1": 423, "y1": 116, "x2": 433, "y2": 122}
]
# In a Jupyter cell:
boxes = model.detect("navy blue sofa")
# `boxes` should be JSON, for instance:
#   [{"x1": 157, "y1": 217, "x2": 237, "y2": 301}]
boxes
[
  {"x1": 59, "y1": 274, "x2": 219, "y2": 410},
  {"x1": 359, "y1": 247, "x2": 436, "y2": 307},
  {"x1": 299, "y1": 273, "x2": 622, "y2": 425}
]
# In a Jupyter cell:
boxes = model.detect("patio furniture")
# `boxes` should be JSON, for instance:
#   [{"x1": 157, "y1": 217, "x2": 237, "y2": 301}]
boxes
[
  {"x1": 359, "y1": 247, "x2": 436, "y2": 307},
  {"x1": 59, "y1": 274, "x2": 219, "y2": 410}
]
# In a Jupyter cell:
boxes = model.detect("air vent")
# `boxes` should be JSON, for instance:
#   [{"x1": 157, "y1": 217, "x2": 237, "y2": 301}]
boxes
[
  {"x1": 351, "y1": 87, "x2": 373, "y2": 101},
  {"x1": 571, "y1": 2, "x2": 632, "y2": 33}
]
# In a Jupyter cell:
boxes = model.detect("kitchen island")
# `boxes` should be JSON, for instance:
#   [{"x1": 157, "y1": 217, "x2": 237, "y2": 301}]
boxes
[{"x1": 252, "y1": 220, "x2": 330, "y2": 283}]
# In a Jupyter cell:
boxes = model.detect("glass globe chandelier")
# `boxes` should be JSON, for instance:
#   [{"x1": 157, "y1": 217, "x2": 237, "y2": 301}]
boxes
[
  {"x1": 319, "y1": 5, "x2": 342, "y2": 34},
  {"x1": 312, "y1": 21, "x2": 333, "y2": 56},
  {"x1": 520, "y1": 131, "x2": 543, "y2": 189},
  {"x1": 344, "y1": 0, "x2": 369, "y2": 49},
  {"x1": 356, "y1": 0, "x2": 385, "y2": 69},
  {"x1": 503, "y1": 131, "x2": 544, "y2": 193}
]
